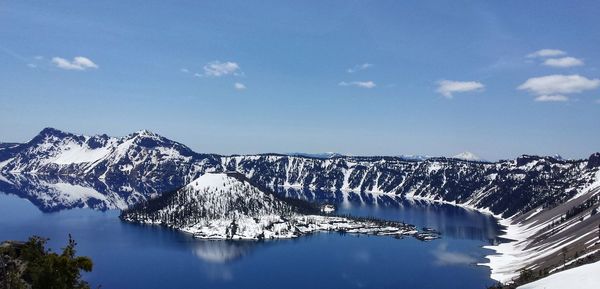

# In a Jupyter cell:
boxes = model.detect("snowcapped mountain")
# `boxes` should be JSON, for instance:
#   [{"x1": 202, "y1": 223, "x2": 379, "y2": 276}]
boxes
[
  {"x1": 222, "y1": 154, "x2": 600, "y2": 217},
  {"x1": 452, "y1": 151, "x2": 482, "y2": 161},
  {"x1": 123, "y1": 172, "x2": 302, "y2": 226},
  {"x1": 2, "y1": 128, "x2": 600, "y2": 220},
  {"x1": 121, "y1": 172, "x2": 417, "y2": 240},
  {"x1": 0, "y1": 128, "x2": 221, "y2": 190}
]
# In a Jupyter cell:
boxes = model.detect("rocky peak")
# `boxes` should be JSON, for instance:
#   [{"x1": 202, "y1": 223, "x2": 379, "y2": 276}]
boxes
[{"x1": 587, "y1": 153, "x2": 600, "y2": 169}]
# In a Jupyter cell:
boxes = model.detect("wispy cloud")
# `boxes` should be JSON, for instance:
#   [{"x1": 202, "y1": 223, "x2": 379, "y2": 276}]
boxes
[
  {"x1": 527, "y1": 49, "x2": 566, "y2": 58},
  {"x1": 339, "y1": 81, "x2": 376, "y2": 89},
  {"x1": 436, "y1": 80, "x2": 484, "y2": 98},
  {"x1": 543, "y1": 57, "x2": 584, "y2": 68},
  {"x1": 518, "y1": 74, "x2": 600, "y2": 95},
  {"x1": 203, "y1": 61, "x2": 241, "y2": 77},
  {"x1": 234, "y1": 82, "x2": 246, "y2": 90},
  {"x1": 0, "y1": 46, "x2": 46, "y2": 69},
  {"x1": 534, "y1": 95, "x2": 569, "y2": 102},
  {"x1": 52, "y1": 56, "x2": 98, "y2": 71},
  {"x1": 347, "y1": 63, "x2": 373, "y2": 73},
  {"x1": 180, "y1": 68, "x2": 189, "y2": 73}
]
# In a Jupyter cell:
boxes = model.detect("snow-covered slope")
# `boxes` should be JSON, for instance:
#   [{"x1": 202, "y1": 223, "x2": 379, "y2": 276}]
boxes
[
  {"x1": 483, "y1": 180, "x2": 600, "y2": 283},
  {"x1": 123, "y1": 172, "x2": 299, "y2": 225},
  {"x1": 0, "y1": 128, "x2": 221, "y2": 191},
  {"x1": 223, "y1": 154, "x2": 600, "y2": 217},
  {"x1": 517, "y1": 260, "x2": 600, "y2": 289},
  {"x1": 121, "y1": 172, "x2": 419, "y2": 240},
  {"x1": 3, "y1": 129, "x2": 600, "y2": 220}
]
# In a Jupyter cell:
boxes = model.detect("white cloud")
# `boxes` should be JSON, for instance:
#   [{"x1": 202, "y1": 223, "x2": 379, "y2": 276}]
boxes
[
  {"x1": 347, "y1": 63, "x2": 373, "y2": 73},
  {"x1": 534, "y1": 95, "x2": 569, "y2": 102},
  {"x1": 543, "y1": 57, "x2": 584, "y2": 68},
  {"x1": 234, "y1": 82, "x2": 246, "y2": 90},
  {"x1": 203, "y1": 61, "x2": 241, "y2": 77},
  {"x1": 595, "y1": 99, "x2": 600, "y2": 104},
  {"x1": 518, "y1": 74, "x2": 600, "y2": 95},
  {"x1": 27, "y1": 63, "x2": 37, "y2": 68},
  {"x1": 180, "y1": 68, "x2": 189, "y2": 73},
  {"x1": 436, "y1": 80, "x2": 484, "y2": 98},
  {"x1": 52, "y1": 56, "x2": 98, "y2": 70},
  {"x1": 339, "y1": 81, "x2": 376, "y2": 89},
  {"x1": 527, "y1": 49, "x2": 567, "y2": 58}
]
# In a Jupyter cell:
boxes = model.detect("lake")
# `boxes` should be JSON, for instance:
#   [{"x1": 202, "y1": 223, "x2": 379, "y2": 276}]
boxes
[{"x1": 0, "y1": 188, "x2": 502, "y2": 289}]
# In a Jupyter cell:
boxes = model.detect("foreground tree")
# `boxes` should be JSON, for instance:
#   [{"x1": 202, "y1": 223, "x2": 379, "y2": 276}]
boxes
[{"x1": 1, "y1": 235, "x2": 93, "y2": 289}]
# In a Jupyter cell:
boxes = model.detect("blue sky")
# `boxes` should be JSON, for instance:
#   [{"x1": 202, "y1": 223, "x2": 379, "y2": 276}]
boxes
[{"x1": 1, "y1": 1, "x2": 599, "y2": 160}]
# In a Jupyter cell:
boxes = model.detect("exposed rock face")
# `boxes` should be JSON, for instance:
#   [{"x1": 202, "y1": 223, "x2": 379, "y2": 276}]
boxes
[
  {"x1": 586, "y1": 153, "x2": 600, "y2": 169},
  {"x1": 222, "y1": 154, "x2": 599, "y2": 217},
  {"x1": 1, "y1": 128, "x2": 599, "y2": 219}
]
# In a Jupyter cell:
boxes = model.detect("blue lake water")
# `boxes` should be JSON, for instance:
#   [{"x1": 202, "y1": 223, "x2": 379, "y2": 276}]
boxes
[{"x1": 0, "y1": 189, "x2": 502, "y2": 289}]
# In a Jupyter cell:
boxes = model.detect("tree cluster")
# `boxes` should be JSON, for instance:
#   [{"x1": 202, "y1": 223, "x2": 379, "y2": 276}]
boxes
[{"x1": 0, "y1": 235, "x2": 93, "y2": 289}]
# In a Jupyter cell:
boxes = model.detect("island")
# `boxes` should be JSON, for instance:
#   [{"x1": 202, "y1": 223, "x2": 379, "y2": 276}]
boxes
[{"x1": 120, "y1": 172, "x2": 437, "y2": 241}]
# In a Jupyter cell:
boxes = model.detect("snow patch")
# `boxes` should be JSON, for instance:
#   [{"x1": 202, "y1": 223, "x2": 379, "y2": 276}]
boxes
[{"x1": 518, "y1": 260, "x2": 600, "y2": 289}]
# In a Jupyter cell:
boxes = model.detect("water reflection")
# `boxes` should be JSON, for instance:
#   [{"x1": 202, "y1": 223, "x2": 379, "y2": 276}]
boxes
[
  {"x1": 0, "y1": 187, "x2": 500, "y2": 289},
  {"x1": 276, "y1": 187, "x2": 502, "y2": 243},
  {"x1": 192, "y1": 241, "x2": 257, "y2": 263},
  {"x1": 432, "y1": 242, "x2": 478, "y2": 266},
  {"x1": 0, "y1": 173, "x2": 502, "y2": 243},
  {"x1": 0, "y1": 173, "x2": 177, "y2": 212}
]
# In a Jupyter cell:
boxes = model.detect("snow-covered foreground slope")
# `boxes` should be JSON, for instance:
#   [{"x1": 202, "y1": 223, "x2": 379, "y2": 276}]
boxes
[
  {"x1": 121, "y1": 173, "x2": 421, "y2": 240},
  {"x1": 482, "y1": 177, "x2": 600, "y2": 283},
  {"x1": 517, "y1": 260, "x2": 600, "y2": 289}
]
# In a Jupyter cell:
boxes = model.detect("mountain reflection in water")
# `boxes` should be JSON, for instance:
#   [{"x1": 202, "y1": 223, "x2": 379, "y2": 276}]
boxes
[
  {"x1": 0, "y1": 173, "x2": 502, "y2": 244},
  {"x1": 0, "y1": 181, "x2": 501, "y2": 289}
]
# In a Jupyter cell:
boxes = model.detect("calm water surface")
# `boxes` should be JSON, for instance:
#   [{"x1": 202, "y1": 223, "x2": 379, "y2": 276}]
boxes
[{"x1": 0, "y1": 189, "x2": 502, "y2": 289}]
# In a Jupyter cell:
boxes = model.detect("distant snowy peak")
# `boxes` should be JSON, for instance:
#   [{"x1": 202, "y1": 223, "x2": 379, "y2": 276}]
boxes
[
  {"x1": 551, "y1": 154, "x2": 571, "y2": 161},
  {"x1": 452, "y1": 151, "x2": 481, "y2": 161},
  {"x1": 288, "y1": 152, "x2": 344, "y2": 159},
  {"x1": 396, "y1": 154, "x2": 431, "y2": 161}
]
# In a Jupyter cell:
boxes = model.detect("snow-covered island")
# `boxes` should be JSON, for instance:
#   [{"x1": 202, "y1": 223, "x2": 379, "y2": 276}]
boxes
[{"x1": 120, "y1": 172, "x2": 425, "y2": 240}]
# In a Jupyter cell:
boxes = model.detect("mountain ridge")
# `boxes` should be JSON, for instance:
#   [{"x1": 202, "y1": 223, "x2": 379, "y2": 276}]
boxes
[
  {"x1": 1, "y1": 128, "x2": 599, "y2": 283},
  {"x1": 1, "y1": 128, "x2": 599, "y2": 218}
]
